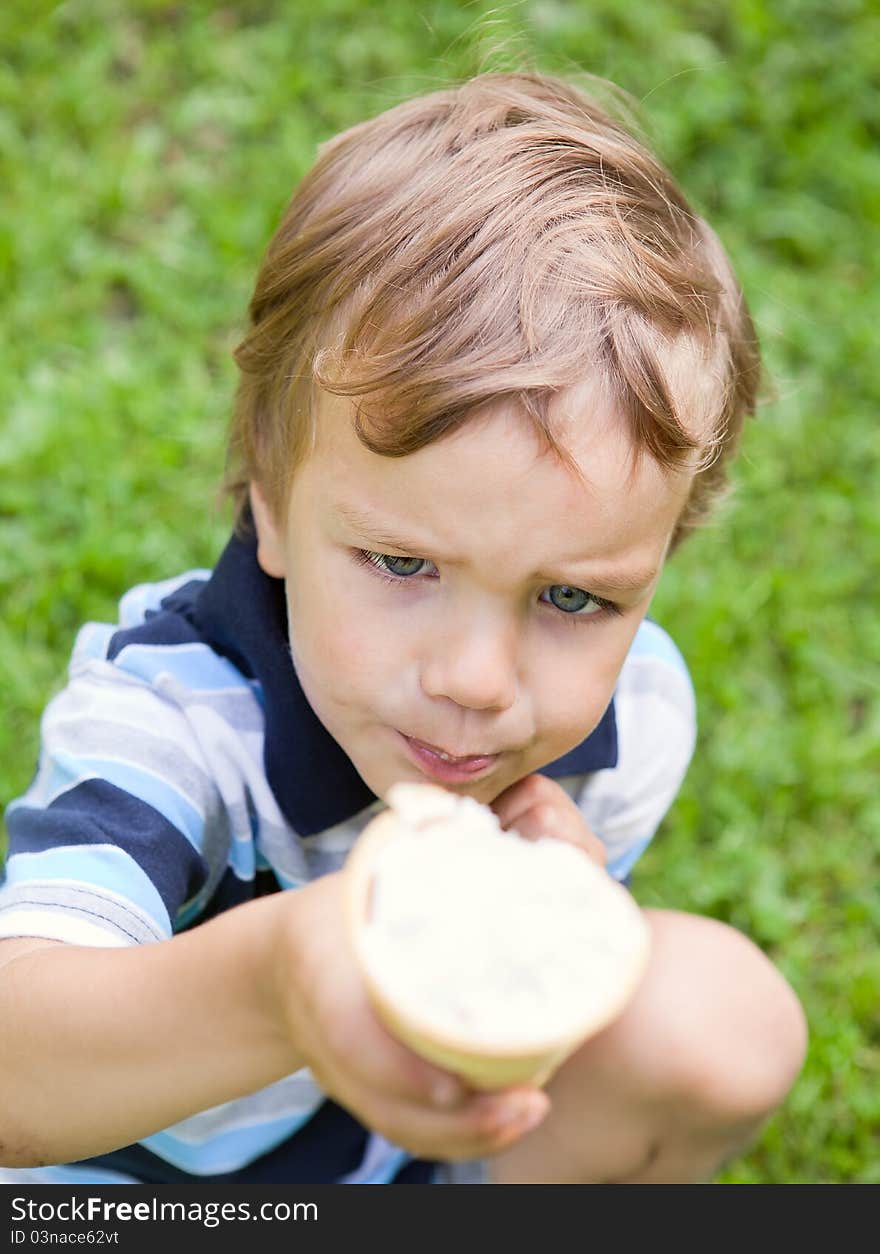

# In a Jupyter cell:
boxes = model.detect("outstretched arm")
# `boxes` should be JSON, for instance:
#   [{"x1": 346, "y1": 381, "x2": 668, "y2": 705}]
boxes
[
  {"x1": 0, "y1": 873, "x2": 548, "y2": 1169},
  {"x1": 0, "y1": 892, "x2": 297, "y2": 1166}
]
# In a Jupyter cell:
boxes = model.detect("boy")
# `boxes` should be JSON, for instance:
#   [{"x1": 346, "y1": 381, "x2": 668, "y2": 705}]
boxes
[{"x1": 0, "y1": 71, "x2": 805, "y2": 1184}]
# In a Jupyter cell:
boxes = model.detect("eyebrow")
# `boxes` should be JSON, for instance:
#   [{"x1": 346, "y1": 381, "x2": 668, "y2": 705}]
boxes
[
  {"x1": 335, "y1": 503, "x2": 440, "y2": 557},
  {"x1": 334, "y1": 502, "x2": 659, "y2": 595}
]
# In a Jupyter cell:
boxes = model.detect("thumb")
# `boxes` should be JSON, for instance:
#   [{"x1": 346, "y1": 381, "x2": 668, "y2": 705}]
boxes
[{"x1": 513, "y1": 804, "x2": 607, "y2": 867}]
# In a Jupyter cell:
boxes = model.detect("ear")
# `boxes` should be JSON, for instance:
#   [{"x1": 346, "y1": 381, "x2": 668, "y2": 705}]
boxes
[{"x1": 249, "y1": 480, "x2": 287, "y2": 579}]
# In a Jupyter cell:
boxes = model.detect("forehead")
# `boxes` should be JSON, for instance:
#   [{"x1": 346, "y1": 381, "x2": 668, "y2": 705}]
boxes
[{"x1": 298, "y1": 385, "x2": 694, "y2": 571}]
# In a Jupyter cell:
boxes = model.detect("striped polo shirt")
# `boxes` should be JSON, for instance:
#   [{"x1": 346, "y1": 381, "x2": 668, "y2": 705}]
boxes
[{"x1": 0, "y1": 528, "x2": 696, "y2": 1185}]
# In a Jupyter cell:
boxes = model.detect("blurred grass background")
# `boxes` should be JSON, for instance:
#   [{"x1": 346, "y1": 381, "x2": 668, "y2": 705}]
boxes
[{"x1": 1, "y1": 0, "x2": 877, "y2": 1183}]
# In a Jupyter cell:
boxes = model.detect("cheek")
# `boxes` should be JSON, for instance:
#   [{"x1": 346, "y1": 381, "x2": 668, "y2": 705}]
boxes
[
  {"x1": 533, "y1": 624, "x2": 633, "y2": 739},
  {"x1": 287, "y1": 581, "x2": 404, "y2": 692}
]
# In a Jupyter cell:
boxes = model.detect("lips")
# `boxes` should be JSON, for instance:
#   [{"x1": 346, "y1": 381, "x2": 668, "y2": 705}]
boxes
[
  {"x1": 398, "y1": 733, "x2": 502, "y2": 783},
  {"x1": 405, "y1": 736, "x2": 497, "y2": 763}
]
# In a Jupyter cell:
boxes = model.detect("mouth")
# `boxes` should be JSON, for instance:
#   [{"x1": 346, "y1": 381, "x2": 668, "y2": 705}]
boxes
[{"x1": 398, "y1": 733, "x2": 503, "y2": 783}]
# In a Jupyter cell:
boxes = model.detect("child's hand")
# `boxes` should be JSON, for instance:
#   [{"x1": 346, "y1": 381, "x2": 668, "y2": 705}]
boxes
[
  {"x1": 272, "y1": 872, "x2": 550, "y2": 1163},
  {"x1": 490, "y1": 773, "x2": 607, "y2": 866}
]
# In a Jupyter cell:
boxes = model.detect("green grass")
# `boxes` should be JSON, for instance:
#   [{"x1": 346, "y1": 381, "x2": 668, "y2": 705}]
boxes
[{"x1": 1, "y1": 0, "x2": 877, "y2": 1183}]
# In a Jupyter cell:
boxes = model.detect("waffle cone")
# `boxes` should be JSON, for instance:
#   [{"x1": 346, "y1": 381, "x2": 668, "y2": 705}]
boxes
[{"x1": 344, "y1": 787, "x2": 650, "y2": 1091}]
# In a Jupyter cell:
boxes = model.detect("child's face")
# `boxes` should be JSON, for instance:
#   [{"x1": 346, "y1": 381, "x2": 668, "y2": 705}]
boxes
[{"x1": 252, "y1": 386, "x2": 694, "y2": 806}]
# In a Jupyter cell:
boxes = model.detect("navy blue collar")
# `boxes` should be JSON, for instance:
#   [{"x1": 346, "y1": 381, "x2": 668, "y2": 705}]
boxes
[{"x1": 191, "y1": 529, "x2": 617, "y2": 836}]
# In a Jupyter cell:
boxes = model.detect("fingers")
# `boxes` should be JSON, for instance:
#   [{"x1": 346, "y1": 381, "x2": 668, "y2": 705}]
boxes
[
  {"x1": 319, "y1": 943, "x2": 470, "y2": 1112},
  {"x1": 351, "y1": 1081, "x2": 552, "y2": 1162},
  {"x1": 408, "y1": 1085, "x2": 551, "y2": 1162},
  {"x1": 490, "y1": 774, "x2": 607, "y2": 866},
  {"x1": 303, "y1": 875, "x2": 466, "y2": 1112},
  {"x1": 490, "y1": 772, "x2": 573, "y2": 833},
  {"x1": 312, "y1": 982, "x2": 553, "y2": 1159},
  {"x1": 349, "y1": 1006, "x2": 469, "y2": 1111},
  {"x1": 313, "y1": 956, "x2": 552, "y2": 1158}
]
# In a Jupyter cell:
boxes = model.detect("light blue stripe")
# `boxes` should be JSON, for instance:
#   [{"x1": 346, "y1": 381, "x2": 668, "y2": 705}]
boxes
[
  {"x1": 38, "y1": 752, "x2": 206, "y2": 851},
  {"x1": 10, "y1": 761, "x2": 254, "y2": 884},
  {"x1": 72, "y1": 622, "x2": 117, "y2": 663},
  {"x1": 112, "y1": 642, "x2": 252, "y2": 693},
  {"x1": 174, "y1": 891, "x2": 210, "y2": 930},
  {"x1": 273, "y1": 867, "x2": 305, "y2": 891},
  {"x1": 0, "y1": 1164, "x2": 139, "y2": 1185},
  {"x1": 118, "y1": 571, "x2": 211, "y2": 626},
  {"x1": 606, "y1": 836, "x2": 652, "y2": 882},
  {"x1": 227, "y1": 834, "x2": 256, "y2": 881},
  {"x1": 626, "y1": 620, "x2": 691, "y2": 682},
  {"x1": 142, "y1": 1109, "x2": 317, "y2": 1175},
  {"x1": 2, "y1": 844, "x2": 171, "y2": 936},
  {"x1": 352, "y1": 1148, "x2": 411, "y2": 1184},
  {"x1": 0, "y1": 1144, "x2": 413, "y2": 1185}
]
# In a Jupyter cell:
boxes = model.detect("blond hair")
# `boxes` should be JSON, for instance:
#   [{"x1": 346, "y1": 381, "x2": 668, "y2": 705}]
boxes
[{"x1": 226, "y1": 72, "x2": 760, "y2": 548}]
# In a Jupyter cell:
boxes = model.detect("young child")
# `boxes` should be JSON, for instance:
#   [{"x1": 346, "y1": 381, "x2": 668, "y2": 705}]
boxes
[{"x1": 0, "y1": 71, "x2": 806, "y2": 1185}]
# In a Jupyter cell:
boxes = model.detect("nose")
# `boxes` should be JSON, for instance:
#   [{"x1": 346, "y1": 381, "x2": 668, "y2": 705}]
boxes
[{"x1": 419, "y1": 611, "x2": 519, "y2": 712}]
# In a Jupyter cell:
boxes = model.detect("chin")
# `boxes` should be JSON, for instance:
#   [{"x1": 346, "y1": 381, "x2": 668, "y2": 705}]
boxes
[{"x1": 447, "y1": 776, "x2": 508, "y2": 805}]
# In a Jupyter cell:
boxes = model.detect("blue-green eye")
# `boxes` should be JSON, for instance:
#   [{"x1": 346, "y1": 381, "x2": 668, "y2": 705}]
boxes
[
  {"x1": 357, "y1": 551, "x2": 430, "y2": 578},
  {"x1": 355, "y1": 550, "x2": 616, "y2": 620},
  {"x1": 544, "y1": 585, "x2": 601, "y2": 614},
  {"x1": 382, "y1": 555, "x2": 426, "y2": 577}
]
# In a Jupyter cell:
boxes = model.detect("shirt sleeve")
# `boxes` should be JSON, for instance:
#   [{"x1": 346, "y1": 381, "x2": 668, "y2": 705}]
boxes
[
  {"x1": 0, "y1": 638, "x2": 225, "y2": 947},
  {"x1": 577, "y1": 619, "x2": 697, "y2": 882}
]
